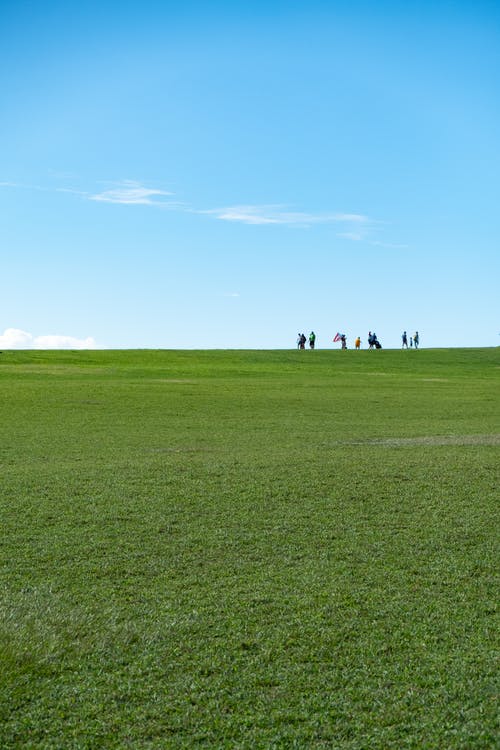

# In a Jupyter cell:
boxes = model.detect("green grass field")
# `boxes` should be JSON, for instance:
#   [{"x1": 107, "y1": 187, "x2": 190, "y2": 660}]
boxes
[{"x1": 0, "y1": 348, "x2": 498, "y2": 748}]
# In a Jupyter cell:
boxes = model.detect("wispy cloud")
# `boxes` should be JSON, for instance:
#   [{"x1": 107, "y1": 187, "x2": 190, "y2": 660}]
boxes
[
  {"x1": 0, "y1": 328, "x2": 98, "y2": 350},
  {"x1": 55, "y1": 187, "x2": 90, "y2": 197},
  {"x1": 337, "y1": 231, "x2": 366, "y2": 241},
  {"x1": 0, "y1": 178, "x2": 181, "y2": 206},
  {"x1": 223, "y1": 292, "x2": 240, "y2": 298},
  {"x1": 203, "y1": 206, "x2": 283, "y2": 225},
  {"x1": 89, "y1": 180, "x2": 174, "y2": 205},
  {"x1": 201, "y1": 205, "x2": 370, "y2": 227},
  {"x1": 1, "y1": 177, "x2": 403, "y2": 245},
  {"x1": 0, "y1": 180, "x2": 46, "y2": 190},
  {"x1": 334, "y1": 213, "x2": 370, "y2": 223},
  {"x1": 0, "y1": 180, "x2": 90, "y2": 197}
]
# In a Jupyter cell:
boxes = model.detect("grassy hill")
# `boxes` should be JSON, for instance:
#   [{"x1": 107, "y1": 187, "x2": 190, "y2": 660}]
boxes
[{"x1": 0, "y1": 348, "x2": 498, "y2": 748}]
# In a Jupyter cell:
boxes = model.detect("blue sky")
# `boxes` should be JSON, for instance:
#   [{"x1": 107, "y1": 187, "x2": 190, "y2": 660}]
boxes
[{"x1": 1, "y1": 0, "x2": 499, "y2": 349}]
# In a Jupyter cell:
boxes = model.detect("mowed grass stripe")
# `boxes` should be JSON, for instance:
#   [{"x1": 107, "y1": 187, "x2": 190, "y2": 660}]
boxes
[{"x1": 0, "y1": 348, "x2": 498, "y2": 748}]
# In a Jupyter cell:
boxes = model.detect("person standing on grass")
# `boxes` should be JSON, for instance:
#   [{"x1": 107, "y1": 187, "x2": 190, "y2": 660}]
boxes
[
  {"x1": 309, "y1": 331, "x2": 316, "y2": 349},
  {"x1": 402, "y1": 331, "x2": 408, "y2": 348},
  {"x1": 414, "y1": 331, "x2": 419, "y2": 349},
  {"x1": 355, "y1": 336, "x2": 361, "y2": 349}
]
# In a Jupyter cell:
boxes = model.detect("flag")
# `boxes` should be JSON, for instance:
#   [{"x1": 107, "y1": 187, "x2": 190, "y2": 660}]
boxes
[{"x1": 333, "y1": 333, "x2": 341, "y2": 342}]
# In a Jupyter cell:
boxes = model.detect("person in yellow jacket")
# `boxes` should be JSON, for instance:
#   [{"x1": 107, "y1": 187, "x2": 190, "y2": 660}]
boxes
[{"x1": 355, "y1": 336, "x2": 361, "y2": 350}]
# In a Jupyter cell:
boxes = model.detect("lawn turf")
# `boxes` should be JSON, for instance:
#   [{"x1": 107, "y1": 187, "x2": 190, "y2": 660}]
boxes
[{"x1": 0, "y1": 348, "x2": 498, "y2": 748}]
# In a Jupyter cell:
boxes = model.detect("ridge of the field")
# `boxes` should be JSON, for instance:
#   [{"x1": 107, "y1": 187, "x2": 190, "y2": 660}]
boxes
[{"x1": 0, "y1": 347, "x2": 498, "y2": 748}]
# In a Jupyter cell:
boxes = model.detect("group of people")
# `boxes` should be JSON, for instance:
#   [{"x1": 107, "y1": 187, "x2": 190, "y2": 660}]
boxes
[
  {"x1": 334, "y1": 332, "x2": 381, "y2": 349},
  {"x1": 367, "y1": 332, "x2": 382, "y2": 349},
  {"x1": 402, "y1": 331, "x2": 419, "y2": 349},
  {"x1": 296, "y1": 330, "x2": 420, "y2": 349},
  {"x1": 297, "y1": 332, "x2": 316, "y2": 349}
]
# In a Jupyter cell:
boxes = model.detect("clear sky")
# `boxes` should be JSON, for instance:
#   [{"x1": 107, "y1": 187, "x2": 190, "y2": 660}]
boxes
[{"x1": 1, "y1": 0, "x2": 499, "y2": 349}]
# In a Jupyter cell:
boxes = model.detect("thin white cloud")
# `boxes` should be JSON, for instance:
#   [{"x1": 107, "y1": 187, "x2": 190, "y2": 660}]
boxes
[
  {"x1": 204, "y1": 206, "x2": 282, "y2": 225},
  {"x1": 334, "y1": 213, "x2": 369, "y2": 223},
  {"x1": 337, "y1": 231, "x2": 366, "y2": 241},
  {"x1": 0, "y1": 180, "x2": 89, "y2": 197},
  {"x1": 0, "y1": 180, "x2": 45, "y2": 190},
  {"x1": 1, "y1": 178, "x2": 404, "y2": 244},
  {"x1": 0, "y1": 328, "x2": 97, "y2": 350},
  {"x1": 1, "y1": 179, "x2": 368, "y2": 224},
  {"x1": 89, "y1": 180, "x2": 173, "y2": 205},
  {"x1": 0, "y1": 178, "x2": 183, "y2": 206},
  {"x1": 202, "y1": 205, "x2": 370, "y2": 227},
  {"x1": 55, "y1": 187, "x2": 90, "y2": 197}
]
